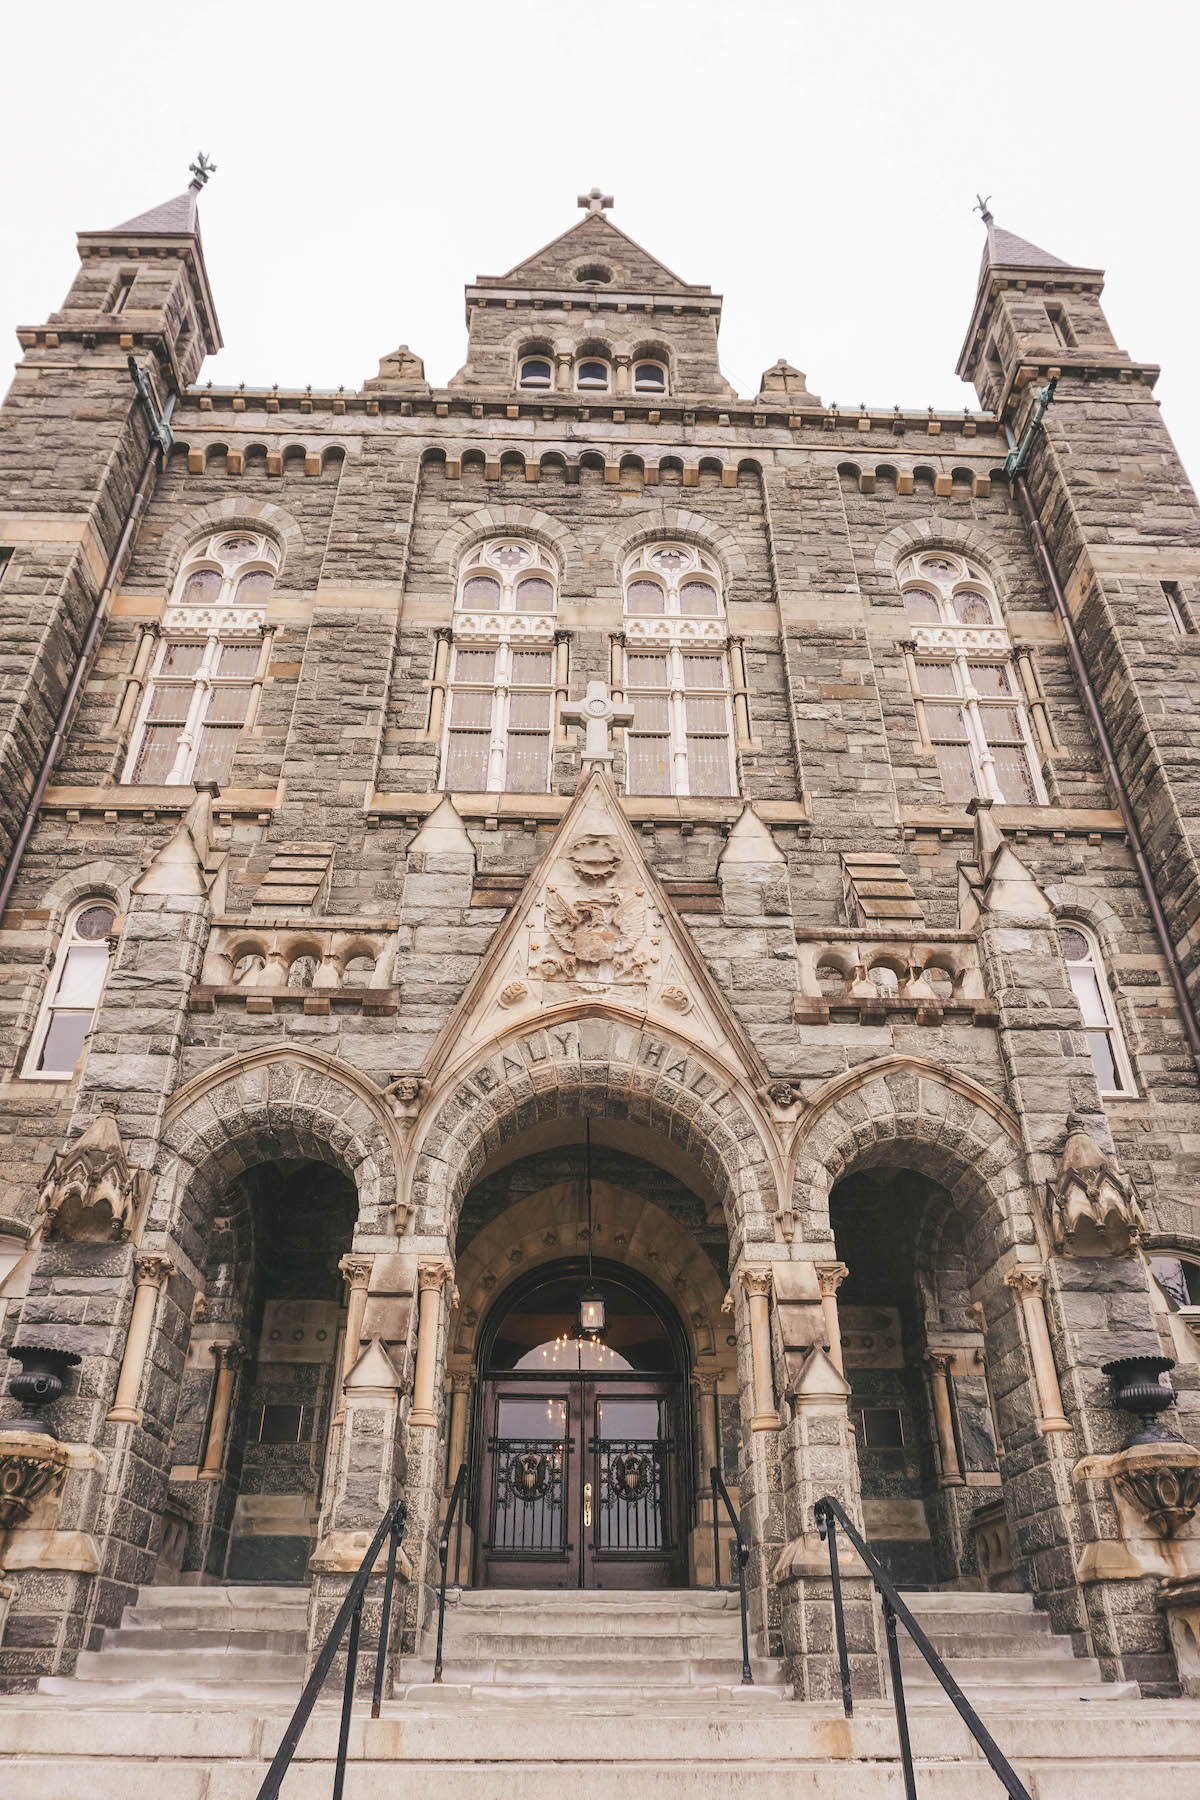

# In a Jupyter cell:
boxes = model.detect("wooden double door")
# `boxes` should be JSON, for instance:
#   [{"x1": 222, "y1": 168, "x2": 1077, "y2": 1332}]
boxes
[{"x1": 477, "y1": 1376, "x2": 686, "y2": 1589}]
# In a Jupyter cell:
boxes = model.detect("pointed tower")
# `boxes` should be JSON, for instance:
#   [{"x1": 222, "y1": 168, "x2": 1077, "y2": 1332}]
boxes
[
  {"x1": 0, "y1": 162, "x2": 222, "y2": 875},
  {"x1": 448, "y1": 191, "x2": 735, "y2": 400},
  {"x1": 956, "y1": 202, "x2": 1125, "y2": 414}
]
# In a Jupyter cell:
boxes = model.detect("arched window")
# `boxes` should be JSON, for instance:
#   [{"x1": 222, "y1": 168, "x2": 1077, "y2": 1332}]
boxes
[
  {"x1": 124, "y1": 531, "x2": 276, "y2": 787},
  {"x1": 443, "y1": 539, "x2": 558, "y2": 794},
  {"x1": 518, "y1": 356, "x2": 553, "y2": 390},
  {"x1": 899, "y1": 551, "x2": 1045, "y2": 806},
  {"x1": 1058, "y1": 924, "x2": 1134, "y2": 1096},
  {"x1": 22, "y1": 899, "x2": 116, "y2": 1078},
  {"x1": 633, "y1": 361, "x2": 667, "y2": 394},
  {"x1": 576, "y1": 359, "x2": 610, "y2": 392},
  {"x1": 619, "y1": 543, "x2": 736, "y2": 797}
]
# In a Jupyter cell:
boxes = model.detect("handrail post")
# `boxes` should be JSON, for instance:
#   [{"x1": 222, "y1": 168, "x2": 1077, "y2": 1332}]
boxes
[
  {"x1": 370, "y1": 1512, "x2": 402, "y2": 1719},
  {"x1": 434, "y1": 1462, "x2": 467, "y2": 1684},
  {"x1": 710, "y1": 1466, "x2": 753, "y2": 1685},
  {"x1": 710, "y1": 1467, "x2": 721, "y2": 1588},
  {"x1": 332, "y1": 1594, "x2": 363, "y2": 1800},
  {"x1": 883, "y1": 1596, "x2": 917, "y2": 1800},
  {"x1": 815, "y1": 1499, "x2": 853, "y2": 1718}
]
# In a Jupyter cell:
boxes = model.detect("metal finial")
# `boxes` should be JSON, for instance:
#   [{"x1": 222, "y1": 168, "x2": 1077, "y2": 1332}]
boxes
[
  {"x1": 974, "y1": 193, "x2": 994, "y2": 227},
  {"x1": 577, "y1": 186, "x2": 614, "y2": 215},
  {"x1": 188, "y1": 152, "x2": 217, "y2": 193}
]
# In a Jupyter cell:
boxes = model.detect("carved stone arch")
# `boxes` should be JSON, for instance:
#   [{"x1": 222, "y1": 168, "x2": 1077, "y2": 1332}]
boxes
[
  {"x1": 451, "y1": 1180, "x2": 733, "y2": 1368},
  {"x1": 412, "y1": 1010, "x2": 781, "y2": 1253},
  {"x1": 154, "y1": 1047, "x2": 404, "y2": 1265},
  {"x1": 158, "y1": 496, "x2": 305, "y2": 585},
  {"x1": 35, "y1": 859, "x2": 133, "y2": 931},
  {"x1": 786, "y1": 1055, "x2": 1033, "y2": 1252},
  {"x1": 431, "y1": 505, "x2": 580, "y2": 579},
  {"x1": 609, "y1": 507, "x2": 747, "y2": 588},
  {"x1": 874, "y1": 518, "x2": 1023, "y2": 606},
  {"x1": 1042, "y1": 883, "x2": 1124, "y2": 956}
]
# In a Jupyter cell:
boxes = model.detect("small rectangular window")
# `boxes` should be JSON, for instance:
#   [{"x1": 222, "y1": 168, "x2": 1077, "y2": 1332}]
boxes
[
  {"x1": 255, "y1": 1403, "x2": 306, "y2": 1445},
  {"x1": 1045, "y1": 303, "x2": 1076, "y2": 348},
  {"x1": 109, "y1": 271, "x2": 136, "y2": 315},
  {"x1": 862, "y1": 1407, "x2": 905, "y2": 1449},
  {"x1": 1162, "y1": 581, "x2": 1192, "y2": 634}
]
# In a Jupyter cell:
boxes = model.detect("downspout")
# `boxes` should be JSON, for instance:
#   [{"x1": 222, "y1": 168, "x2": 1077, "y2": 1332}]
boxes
[
  {"x1": 1006, "y1": 382, "x2": 1200, "y2": 1077},
  {"x1": 0, "y1": 365, "x2": 175, "y2": 919}
]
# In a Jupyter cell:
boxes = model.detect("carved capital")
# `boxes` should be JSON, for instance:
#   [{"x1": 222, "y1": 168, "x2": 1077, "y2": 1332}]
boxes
[
  {"x1": 815, "y1": 1260, "x2": 850, "y2": 1298},
  {"x1": 926, "y1": 1349, "x2": 956, "y2": 1378},
  {"x1": 0, "y1": 1431, "x2": 68, "y2": 1531},
  {"x1": 739, "y1": 1266, "x2": 773, "y2": 1301},
  {"x1": 134, "y1": 1254, "x2": 175, "y2": 1289},
  {"x1": 210, "y1": 1340, "x2": 246, "y2": 1370},
  {"x1": 1111, "y1": 1441, "x2": 1200, "y2": 1539},
  {"x1": 418, "y1": 1259, "x2": 454, "y2": 1296},
  {"x1": 694, "y1": 1371, "x2": 719, "y2": 1395},
  {"x1": 1005, "y1": 1265, "x2": 1046, "y2": 1299},
  {"x1": 338, "y1": 1254, "x2": 374, "y2": 1291}
]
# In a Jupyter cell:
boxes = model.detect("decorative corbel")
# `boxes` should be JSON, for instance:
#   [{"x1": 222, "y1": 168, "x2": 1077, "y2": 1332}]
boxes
[
  {"x1": 1046, "y1": 1112, "x2": 1145, "y2": 1257},
  {"x1": 37, "y1": 1103, "x2": 150, "y2": 1243}
]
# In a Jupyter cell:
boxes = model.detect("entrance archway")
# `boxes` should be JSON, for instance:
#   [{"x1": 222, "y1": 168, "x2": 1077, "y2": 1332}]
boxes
[{"x1": 474, "y1": 1259, "x2": 690, "y2": 1590}]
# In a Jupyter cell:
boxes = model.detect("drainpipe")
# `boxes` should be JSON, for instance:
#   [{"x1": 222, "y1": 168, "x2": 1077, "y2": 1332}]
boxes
[
  {"x1": 0, "y1": 366, "x2": 175, "y2": 919},
  {"x1": 1006, "y1": 384, "x2": 1200, "y2": 1077}
]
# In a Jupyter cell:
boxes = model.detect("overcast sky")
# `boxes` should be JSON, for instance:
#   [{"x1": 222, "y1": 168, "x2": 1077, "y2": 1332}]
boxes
[{"x1": 3, "y1": 1, "x2": 1198, "y2": 482}]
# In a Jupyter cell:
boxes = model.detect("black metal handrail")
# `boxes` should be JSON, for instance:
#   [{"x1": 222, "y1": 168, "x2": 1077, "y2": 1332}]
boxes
[
  {"x1": 814, "y1": 1496, "x2": 1032, "y2": 1800},
  {"x1": 709, "y1": 1464, "x2": 752, "y2": 1685},
  {"x1": 254, "y1": 1495, "x2": 406, "y2": 1800},
  {"x1": 433, "y1": 1460, "x2": 469, "y2": 1682}
]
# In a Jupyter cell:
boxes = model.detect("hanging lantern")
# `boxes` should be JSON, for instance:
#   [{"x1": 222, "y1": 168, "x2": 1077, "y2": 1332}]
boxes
[{"x1": 578, "y1": 1288, "x2": 606, "y2": 1336}]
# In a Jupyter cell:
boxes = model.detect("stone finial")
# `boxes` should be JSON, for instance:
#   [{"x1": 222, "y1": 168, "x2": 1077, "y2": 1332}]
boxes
[
  {"x1": 406, "y1": 794, "x2": 475, "y2": 861},
  {"x1": 188, "y1": 152, "x2": 217, "y2": 193},
  {"x1": 718, "y1": 803, "x2": 785, "y2": 868},
  {"x1": 756, "y1": 358, "x2": 821, "y2": 406},
  {"x1": 1046, "y1": 1111, "x2": 1145, "y2": 1257},
  {"x1": 965, "y1": 797, "x2": 1050, "y2": 917},
  {"x1": 560, "y1": 680, "x2": 635, "y2": 769},
  {"x1": 577, "y1": 188, "x2": 614, "y2": 215},
  {"x1": 37, "y1": 1105, "x2": 149, "y2": 1243},
  {"x1": 133, "y1": 785, "x2": 214, "y2": 897},
  {"x1": 367, "y1": 344, "x2": 428, "y2": 389}
]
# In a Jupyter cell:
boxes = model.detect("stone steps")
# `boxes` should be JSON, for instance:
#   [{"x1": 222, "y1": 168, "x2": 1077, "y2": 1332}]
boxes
[{"x1": 2, "y1": 1695, "x2": 1200, "y2": 1800}]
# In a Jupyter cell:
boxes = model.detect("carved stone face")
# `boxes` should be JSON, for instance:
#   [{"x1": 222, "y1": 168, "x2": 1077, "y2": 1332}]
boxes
[{"x1": 569, "y1": 833, "x2": 622, "y2": 884}]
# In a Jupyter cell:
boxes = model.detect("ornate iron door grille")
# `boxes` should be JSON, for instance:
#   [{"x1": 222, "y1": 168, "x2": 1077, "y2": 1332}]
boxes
[
  {"x1": 487, "y1": 1434, "x2": 570, "y2": 1554},
  {"x1": 592, "y1": 1434, "x2": 674, "y2": 1552}
]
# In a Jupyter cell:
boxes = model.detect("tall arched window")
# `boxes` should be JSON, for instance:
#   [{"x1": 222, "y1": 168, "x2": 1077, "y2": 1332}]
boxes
[
  {"x1": 124, "y1": 531, "x2": 277, "y2": 787},
  {"x1": 443, "y1": 539, "x2": 558, "y2": 794},
  {"x1": 619, "y1": 544, "x2": 736, "y2": 797},
  {"x1": 518, "y1": 356, "x2": 553, "y2": 391},
  {"x1": 1150, "y1": 1251, "x2": 1200, "y2": 1312},
  {"x1": 22, "y1": 898, "x2": 116, "y2": 1078},
  {"x1": 1059, "y1": 923, "x2": 1134, "y2": 1096},
  {"x1": 899, "y1": 551, "x2": 1045, "y2": 806}
]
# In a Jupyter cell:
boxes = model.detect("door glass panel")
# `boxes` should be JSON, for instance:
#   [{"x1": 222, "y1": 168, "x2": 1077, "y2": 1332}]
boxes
[
  {"x1": 596, "y1": 1396, "x2": 662, "y2": 1440},
  {"x1": 498, "y1": 1397, "x2": 568, "y2": 1438}
]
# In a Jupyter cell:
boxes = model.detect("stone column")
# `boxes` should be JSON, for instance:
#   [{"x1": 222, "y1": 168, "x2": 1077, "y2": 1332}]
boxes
[
  {"x1": 740, "y1": 1268, "x2": 780, "y2": 1432},
  {"x1": 334, "y1": 1254, "x2": 373, "y2": 1424},
  {"x1": 427, "y1": 627, "x2": 453, "y2": 741},
  {"x1": 446, "y1": 1373, "x2": 470, "y2": 1485},
  {"x1": 926, "y1": 1351, "x2": 964, "y2": 1485},
  {"x1": 107, "y1": 1255, "x2": 175, "y2": 1425},
  {"x1": 410, "y1": 1261, "x2": 451, "y2": 1430},
  {"x1": 815, "y1": 1261, "x2": 849, "y2": 1373},
  {"x1": 1005, "y1": 1266, "x2": 1070, "y2": 1432},
  {"x1": 198, "y1": 1341, "x2": 245, "y2": 1480}
]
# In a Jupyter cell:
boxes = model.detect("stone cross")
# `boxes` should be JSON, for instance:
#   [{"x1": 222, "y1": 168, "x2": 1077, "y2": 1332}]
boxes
[
  {"x1": 561, "y1": 679, "x2": 635, "y2": 769},
  {"x1": 577, "y1": 187, "x2": 614, "y2": 215},
  {"x1": 189, "y1": 152, "x2": 217, "y2": 193}
]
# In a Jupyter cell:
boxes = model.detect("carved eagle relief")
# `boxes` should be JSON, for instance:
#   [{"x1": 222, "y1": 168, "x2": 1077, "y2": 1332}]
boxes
[{"x1": 539, "y1": 884, "x2": 649, "y2": 980}]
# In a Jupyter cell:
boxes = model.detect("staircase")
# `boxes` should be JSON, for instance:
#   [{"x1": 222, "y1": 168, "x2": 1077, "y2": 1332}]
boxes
[
  {"x1": 37, "y1": 1584, "x2": 307, "y2": 1701},
  {"x1": 396, "y1": 1586, "x2": 787, "y2": 1698},
  {"x1": 3, "y1": 1581, "x2": 1200, "y2": 1797}
]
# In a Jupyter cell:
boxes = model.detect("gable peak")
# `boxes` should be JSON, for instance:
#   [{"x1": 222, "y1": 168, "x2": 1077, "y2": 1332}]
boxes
[{"x1": 476, "y1": 203, "x2": 711, "y2": 300}]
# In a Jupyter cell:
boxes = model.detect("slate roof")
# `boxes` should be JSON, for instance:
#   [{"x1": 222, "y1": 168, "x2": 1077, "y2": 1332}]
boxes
[
  {"x1": 979, "y1": 220, "x2": 1068, "y2": 282},
  {"x1": 105, "y1": 189, "x2": 199, "y2": 237}
]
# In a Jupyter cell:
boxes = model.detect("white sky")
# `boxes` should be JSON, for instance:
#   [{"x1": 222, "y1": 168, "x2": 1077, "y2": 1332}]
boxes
[{"x1": 3, "y1": 0, "x2": 1198, "y2": 483}]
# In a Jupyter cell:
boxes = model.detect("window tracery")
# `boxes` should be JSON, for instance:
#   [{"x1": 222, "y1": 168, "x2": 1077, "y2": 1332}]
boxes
[
  {"x1": 618, "y1": 543, "x2": 736, "y2": 797},
  {"x1": 442, "y1": 539, "x2": 559, "y2": 794},
  {"x1": 900, "y1": 551, "x2": 1044, "y2": 806},
  {"x1": 22, "y1": 899, "x2": 116, "y2": 1079},
  {"x1": 124, "y1": 532, "x2": 277, "y2": 787},
  {"x1": 1058, "y1": 923, "x2": 1134, "y2": 1097}
]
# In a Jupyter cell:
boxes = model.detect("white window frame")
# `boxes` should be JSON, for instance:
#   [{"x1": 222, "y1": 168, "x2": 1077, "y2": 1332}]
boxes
[
  {"x1": 632, "y1": 360, "x2": 668, "y2": 394},
  {"x1": 123, "y1": 531, "x2": 276, "y2": 787},
  {"x1": 518, "y1": 355, "x2": 554, "y2": 390},
  {"x1": 901, "y1": 550, "x2": 1046, "y2": 807},
  {"x1": 620, "y1": 543, "x2": 736, "y2": 798},
  {"x1": 441, "y1": 538, "x2": 558, "y2": 795},
  {"x1": 575, "y1": 357, "x2": 611, "y2": 392},
  {"x1": 1058, "y1": 922, "x2": 1136, "y2": 1098},
  {"x1": 21, "y1": 898, "x2": 117, "y2": 1081}
]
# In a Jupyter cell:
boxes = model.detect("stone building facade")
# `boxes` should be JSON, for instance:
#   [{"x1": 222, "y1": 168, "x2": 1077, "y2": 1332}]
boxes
[{"x1": 3, "y1": 176, "x2": 1200, "y2": 1713}]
